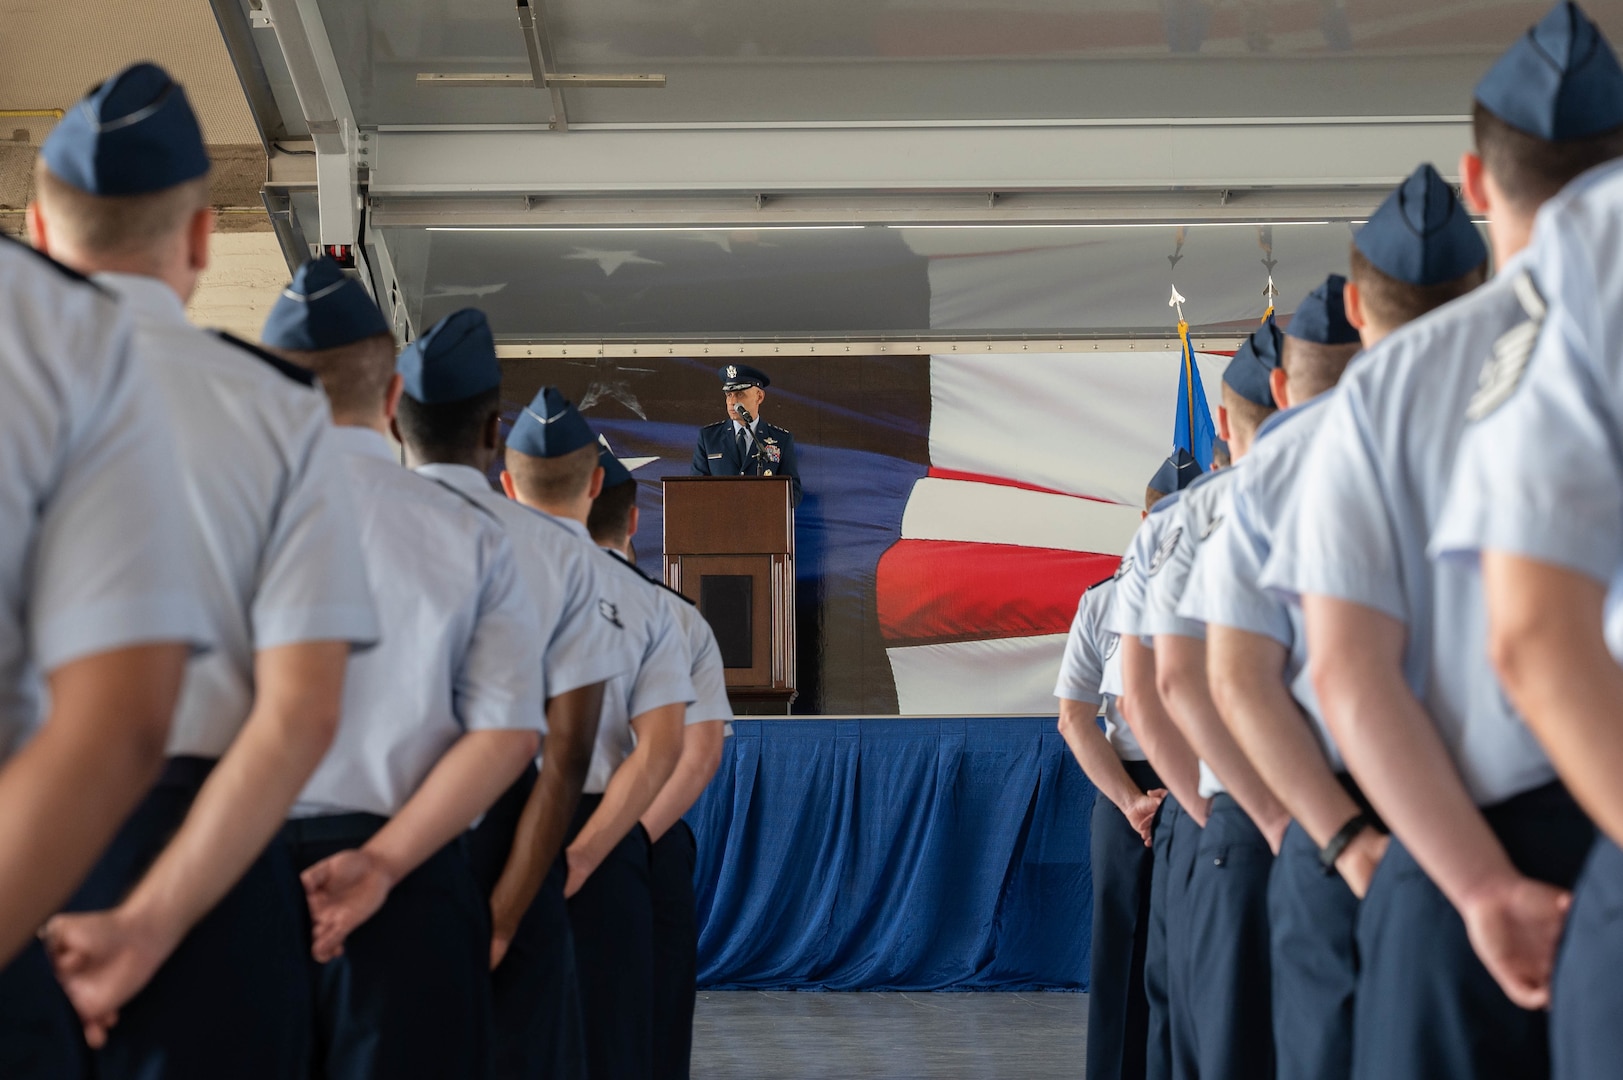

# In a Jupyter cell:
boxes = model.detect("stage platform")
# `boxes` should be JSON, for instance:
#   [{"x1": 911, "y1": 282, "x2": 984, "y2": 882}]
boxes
[
  {"x1": 686, "y1": 716, "x2": 1098, "y2": 991},
  {"x1": 692, "y1": 991, "x2": 1087, "y2": 1079}
]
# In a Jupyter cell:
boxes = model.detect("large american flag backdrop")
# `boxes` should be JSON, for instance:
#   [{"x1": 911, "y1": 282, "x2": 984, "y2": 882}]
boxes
[{"x1": 507, "y1": 349, "x2": 1226, "y2": 715}]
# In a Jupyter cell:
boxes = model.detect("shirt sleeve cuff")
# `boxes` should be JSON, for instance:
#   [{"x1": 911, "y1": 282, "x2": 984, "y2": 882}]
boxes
[{"x1": 34, "y1": 593, "x2": 213, "y2": 674}]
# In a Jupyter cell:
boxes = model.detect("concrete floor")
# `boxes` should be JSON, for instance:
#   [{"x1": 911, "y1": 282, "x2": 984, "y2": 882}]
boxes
[{"x1": 691, "y1": 991, "x2": 1087, "y2": 1079}]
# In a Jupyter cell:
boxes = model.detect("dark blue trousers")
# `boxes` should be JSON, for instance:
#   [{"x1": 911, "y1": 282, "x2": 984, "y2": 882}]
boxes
[
  {"x1": 1269, "y1": 821, "x2": 1358, "y2": 1080},
  {"x1": 1352, "y1": 782, "x2": 1594, "y2": 1080},
  {"x1": 1553, "y1": 836, "x2": 1623, "y2": 1080},
  {"x1": 1087, "y1": 760, "x2": 1160, "y2": 1080},
  {"x1": 1145, "y1": 795, "x2": 1201, "y2": 1080},
  {"x1": 0, "y1": 940, "x2": 87, "y2": 1079},
  {"x1": 284, "y1": 813, "x2": 492, "y2": 1080},
  {"x1": 567, "y1": 794, "x2": 655, "y2": 1080},
  {"x1": 66, "y1": 756, "x2": 311, "y2": 1080},
  {"x1": 467, "y1": 766, "x2": 588, "y2": 1080},
  {"x1": 1185, "y1": 793, "x2": 1275, "y2": 1080},
  {"x1": 650, "y1": 820, "x2": 699, "y2": 1080},
  {"x1": 1144, "y1": 796, "x2": 1179, "y2": 1080}
]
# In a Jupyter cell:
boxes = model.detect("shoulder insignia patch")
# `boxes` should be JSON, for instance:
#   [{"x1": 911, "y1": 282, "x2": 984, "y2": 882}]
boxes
[
  {"x1": 598, "y1": 599, "x2": 625, "y2": 629},
  {"x1": 1148, "y1": 527, "x2": 1182, "y2": 576},
  {"x1": 1200, "y1": 513, "x2": 1225, "y2": 541},
  {"x1": 211, "y1": 331, "x2": 318, "y2": 387},
  {"x1": 1114, "y1": 555, "x2": 1136, "y2": 581},
  {"x1": 1466, "y1": 271, "x2": 1546, "y2": 422},
  {"x1": 1103, "y1": 632, "x2": 1120, "y2": 661}
]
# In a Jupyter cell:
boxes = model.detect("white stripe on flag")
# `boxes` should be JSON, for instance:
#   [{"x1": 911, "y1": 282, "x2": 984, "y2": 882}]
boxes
[
  {"x1": 928, "y1": 352, "x2": 1228, "y2": 506},
  {"x1": 899, "y1": 476, "x2": 1142, "y2": 554},
  {"x1": 887, "y1": 634, "x2": 1068, "y2": 716}
]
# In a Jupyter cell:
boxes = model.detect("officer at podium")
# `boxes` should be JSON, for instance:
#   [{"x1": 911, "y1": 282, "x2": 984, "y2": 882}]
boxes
[{"x1": 690, "y1": 364, "x2": 802, "y2": 507}]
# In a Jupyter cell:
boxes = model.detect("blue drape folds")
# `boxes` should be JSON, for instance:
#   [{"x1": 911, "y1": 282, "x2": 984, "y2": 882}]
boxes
[{"x1": 685, "y1": 718, "x2": 1097, "y2": 991}]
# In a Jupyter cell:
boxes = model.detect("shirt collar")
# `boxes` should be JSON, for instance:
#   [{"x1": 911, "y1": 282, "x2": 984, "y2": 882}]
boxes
[
  {"x1": 93, "y1": 272, "x2": 189, "y2": 325},
  {"x1": 550, "y1": 513, "x2": 592, "y2": 540},
  {"x1": 328, "y1": 425, "x2": 398, "y2": 463},
  {"x1": 731, "y1": 417, "x2": 759, "y2": 435},
  {"x1": 412, "y1": 462, "x2": 489, "y2": 497}
]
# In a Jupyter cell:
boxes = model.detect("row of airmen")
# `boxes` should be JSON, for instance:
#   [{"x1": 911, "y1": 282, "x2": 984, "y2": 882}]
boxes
[
  {"x1": 0, "y1": 58, "x2": 724, "y2": 1080},
  {"x1": 1058, "y1": 5, "x2": 1623, "y2": 1080}
]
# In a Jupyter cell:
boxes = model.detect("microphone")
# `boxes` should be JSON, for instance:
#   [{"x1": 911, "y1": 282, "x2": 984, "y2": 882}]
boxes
[{"x1": 733, "y1": 404, "x2": 760, "y2": 474}]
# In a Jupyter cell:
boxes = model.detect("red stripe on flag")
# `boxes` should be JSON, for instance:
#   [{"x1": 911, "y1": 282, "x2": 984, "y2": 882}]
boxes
[
  {"x1": 924, "y1": 467, "x2": 1127, "y2": 505},
  {"x1": 876, "y1": 539, "x2": 1120, "y2": 647}
]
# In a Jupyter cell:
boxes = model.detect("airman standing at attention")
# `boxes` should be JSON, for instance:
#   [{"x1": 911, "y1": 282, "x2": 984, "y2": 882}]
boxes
[
  {"x1": 503, "y1": 388, "x2": 695, "y2": 1080},
  {"x1": 393, "y1": 304, "x2": 631, "y2": 1080},
  {"x1": 1262, "y1": 8, "x2": 1623, "y2": 1076},
  {"x1": 0, "y1": 236, "x2": 209, "y2": 1080},
  {"x1": 1106, "y1": 450, "x2": 1202, "y2": 1080},
  {"x1": 587, "y1": 444, "x2": 735, "y2": 1080},
  {"x1": 1430, "y1": 32, "x2": 1623, "y2": 1080},
  {"x1": 260, "y1": 274, "x2": 546, "y2": 1080},
  {"x1": 28, "y1": 64, "x2": 379, "y2": 1080},
  {"x1": 1193, "y1": 275, "x2": 1370, "y2": 1080},
  {"x1": 1055, "y1": 569, "x2": 1165, "y2": 1080},
  {"x1": 1140, "y1": 320, "x2": 1287, "y2": 1080}
]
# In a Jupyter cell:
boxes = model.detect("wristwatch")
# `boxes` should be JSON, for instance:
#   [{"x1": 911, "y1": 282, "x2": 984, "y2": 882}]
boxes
[{"x1": 1319, "y1": 812, "x2": 1373, "y2": 875}]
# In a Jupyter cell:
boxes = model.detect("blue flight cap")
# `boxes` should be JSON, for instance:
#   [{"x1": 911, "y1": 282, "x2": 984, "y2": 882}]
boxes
[
  {"x1": 720, "y1": 364, "x2": 771, "y2": 392},
  {"x1": 1149, "y1": 449, "x2": 1201, "y2": 494},
  {"x1": 261, "y1": 257, "x2": 390, "y2": 352},
  {"x1": 1476, "y1": 2, "x2": 1623, "y2": 141},
  {"x1": 597, "y1": 441, "x2": 634, "y2": 488},
  {"x1": 1354, "y1": 163, "x2": 1487, "y2": 286},
  {"x1": 42, "y1": 62, "x2": 210, "y2": 196},
  {"x1": 1286, "y1": 274, "x2": 1361, "y2": 345},
  {"x1": 508, "y1": 387, "x2": 597, "y2": 458},
  {"x1": 1223, "y1": 316, "x2": 1285, "y2": 407},
  {"x1": 397, "y1": 309, "x2": 500, "y2": 405}
]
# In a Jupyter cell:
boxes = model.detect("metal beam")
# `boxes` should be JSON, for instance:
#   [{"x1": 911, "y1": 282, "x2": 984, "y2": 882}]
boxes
[
  {"x1": 416, "y1": 73, "x2": 666, "y2": 89},
  {"x1": 207, "y1": 0, "x2": 289, "y2": 150},
  {"x1": 262, "y1": 0, "x2": 361, "y2": 246},
  {"x1": 369, "y1": 119, "x2": 1471, "y2": 199},
  {"x1": 494, "y1": 337, "x2": 1245, "y2": 358},
  {"x1": 368, "y1": 188, "x2": 1395, "y2": 230},
  {"x1": 515, "y1": 0, "x2": 568, "y2": 131}
]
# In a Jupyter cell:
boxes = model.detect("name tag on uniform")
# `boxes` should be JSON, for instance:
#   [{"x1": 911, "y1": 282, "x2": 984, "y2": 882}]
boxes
[{"x1": 707, "y1": 453, "x2": 723, "y2": 460}]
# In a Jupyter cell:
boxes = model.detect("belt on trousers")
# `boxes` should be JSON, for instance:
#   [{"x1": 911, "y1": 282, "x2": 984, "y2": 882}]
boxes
[
  {"x1": 281, "y1": 812, "x2": 390, "y2": 848},
  {"x1": 157, "y1": 755, "x2": 217, "y2": 790}
]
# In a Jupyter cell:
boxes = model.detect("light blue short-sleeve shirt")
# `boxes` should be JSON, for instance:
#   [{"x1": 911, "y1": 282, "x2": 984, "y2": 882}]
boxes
[
  {"x1": 0, "y1": 242, "x2": 211, "y2": 760},
  {"x1": 95, "y1": 273, "x2": 379, "y2": 760},
  {"x1": 666, "y1": 591, "x2": 733, "y2": 729},
  {"x1": 1055, "y1": 578, "x2": 1142, "y2": 761},
  {"x1": 293, "y1": 429, "x2": 544, "y2": 818},
  {"x1": 415, "y1": 464, "x2": 633, "y2": 705},
  {"x1": 1435, "y1": 160, "x2": 1623, "y2": 591},
  {"x1": 583, "y1": 548, "x2": 698, "y2": 794},
  {"x1": 1183, "y1": 402, "x2": 1337, "y2": 770},
  {"x1": 1261, "y1": 264, "x2": 1553, "y2": 806},
  {"x1": 1106, "y1": 493, "x2": 1184, "y2": 645},
  {"x1": 1144, "y1": 467, "x2": 1238, "y2": 642}
]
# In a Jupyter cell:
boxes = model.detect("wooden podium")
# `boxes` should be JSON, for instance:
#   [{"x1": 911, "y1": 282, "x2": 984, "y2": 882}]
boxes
[{"x1": 662, "y1": 476, "x2": 796, "y2": 713}]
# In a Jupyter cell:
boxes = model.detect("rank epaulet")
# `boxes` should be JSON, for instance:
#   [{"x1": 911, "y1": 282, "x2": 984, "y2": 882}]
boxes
[{"x1": 1, "y1": 234, "x2": 112, "y2": 297}]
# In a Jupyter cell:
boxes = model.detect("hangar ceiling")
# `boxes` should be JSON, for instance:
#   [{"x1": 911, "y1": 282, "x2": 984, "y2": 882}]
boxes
[{"x1": 214, "y1": 0, "x2": 1607, "y2": 343}]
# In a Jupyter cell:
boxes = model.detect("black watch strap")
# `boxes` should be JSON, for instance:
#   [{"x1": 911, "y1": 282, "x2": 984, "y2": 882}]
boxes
[{"x1": 1319, "y1": 812, "x2": 1373, "y2": 874}]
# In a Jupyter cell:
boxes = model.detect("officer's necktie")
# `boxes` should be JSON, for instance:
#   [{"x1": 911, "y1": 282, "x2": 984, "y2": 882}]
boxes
[{"x1": 736, "y1": 425, "x2": 750, "y2": 472}]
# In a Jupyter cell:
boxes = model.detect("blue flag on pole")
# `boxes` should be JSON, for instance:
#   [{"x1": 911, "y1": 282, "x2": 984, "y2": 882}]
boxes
[{"x1": 1173, "y1": 332, "x2": 1216, "y2": 470}]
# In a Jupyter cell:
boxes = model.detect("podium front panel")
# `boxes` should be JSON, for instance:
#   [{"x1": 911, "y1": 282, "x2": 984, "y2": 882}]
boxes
[
  {"x1": 662, "y1": 476, "x2": 793, "y2": 555},
  {"x1": 664, "y1": 475, "x2": 796, "y2": 709}
]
